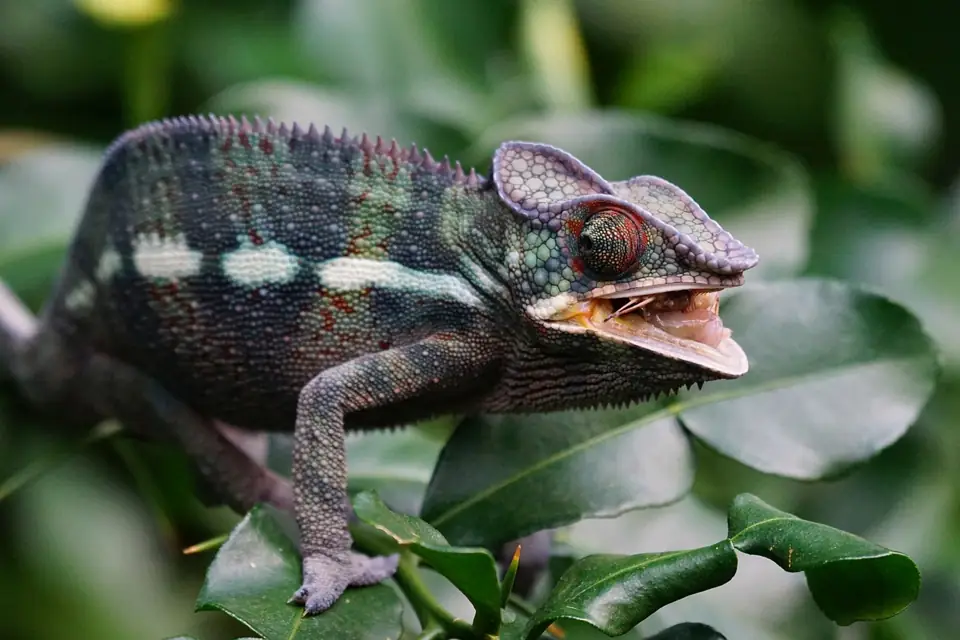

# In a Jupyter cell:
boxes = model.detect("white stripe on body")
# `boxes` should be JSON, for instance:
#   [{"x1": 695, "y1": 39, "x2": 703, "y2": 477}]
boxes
[
  {"x1": 132, "y1": 232, "x2": 203, "y2": 280},
  {"x1": 222, "y1": 240, "x2": 300, "y2": 287},
  {"x1": 316, "y1": 257, "x2": 483, "y2": 307}
]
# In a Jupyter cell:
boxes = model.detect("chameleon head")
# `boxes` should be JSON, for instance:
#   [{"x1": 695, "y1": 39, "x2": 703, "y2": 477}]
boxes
[{"x1": 492, "y1": 141, "x2": 759, "y2": 383}]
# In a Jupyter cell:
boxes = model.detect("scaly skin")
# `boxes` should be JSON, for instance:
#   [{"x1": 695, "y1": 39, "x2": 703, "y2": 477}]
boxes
[{"x1": 0, "y1": 115, "x2": 758, "y2": 614}]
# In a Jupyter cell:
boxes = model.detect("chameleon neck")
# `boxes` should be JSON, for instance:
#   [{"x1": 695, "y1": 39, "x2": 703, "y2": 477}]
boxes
[{"x1": 445, "y1": 181, "x2": 519, "y2": 313}]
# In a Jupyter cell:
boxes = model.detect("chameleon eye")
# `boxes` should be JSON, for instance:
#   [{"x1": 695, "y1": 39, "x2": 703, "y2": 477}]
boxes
[{"x1": 578, "y1": 209, "x2": 647, "y2": 279}]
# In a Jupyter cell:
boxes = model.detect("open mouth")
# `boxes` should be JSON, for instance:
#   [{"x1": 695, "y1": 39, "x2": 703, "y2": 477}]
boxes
[{"x1": 550, "y1": 286, "x2": 748, "y2": 376}]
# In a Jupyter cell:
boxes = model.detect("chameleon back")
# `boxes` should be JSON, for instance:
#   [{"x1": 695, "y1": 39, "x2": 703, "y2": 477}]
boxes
[{"x1": 47, "y1": 116, "x2": 497, "y2": 429}]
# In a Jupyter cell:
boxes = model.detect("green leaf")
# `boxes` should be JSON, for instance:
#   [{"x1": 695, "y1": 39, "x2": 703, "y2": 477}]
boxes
[
  {"x1": 421, "y1": 409, "x2": 692, "y2": 547},
  {"x1": 351, "y1": 490, "x2": 502, "y2": 628},
  {"x1": 473, "y1": 110, "x2": 813, "y2": 280},
  {"x1": 500, "y1": 544, "x2": 522, "y2": 608},
  {"x1": 646, "y1": 623, "x2": 727, "y2": 640},
  {"x1": 196, "y1": 505, "x2": 404, "y2": 640},
  {"x1": 807, "y1": 178, "x2": 937, "y2": 285},
  {"x1": 678, "y1": 279, "x2": 939, "y2": 479},
  {"x1": 346, "y1": 426, "x2": 449, "y2": 516},
  {"x1": 728, "y1": 494, "x2": 920, "y2": 625},
  {"x1": 808, "y1": 177, "x2": 960, "y2": 369},
  {"x1": 522, "y1": 542, "x2": 737, "y2": 640}
]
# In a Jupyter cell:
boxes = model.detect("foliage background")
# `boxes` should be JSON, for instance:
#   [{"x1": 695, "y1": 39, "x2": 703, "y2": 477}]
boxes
[{"x1": 0, "y1": 0, "x2": 957, "y2": 638}]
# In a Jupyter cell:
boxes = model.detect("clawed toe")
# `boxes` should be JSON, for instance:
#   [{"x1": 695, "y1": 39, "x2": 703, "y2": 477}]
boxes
[
  {"x1": 289, "y1": 582, "x2": 344, "y2": 615},
  {"x1": 349, "y1": 552, "x2": 400, "y2": 586},
  {"x1": 289, "y1": 551, "x2": 398, "y2": 615},
  {"x1": 287, "y1": 586, "x2": 310, "y2": 606}
]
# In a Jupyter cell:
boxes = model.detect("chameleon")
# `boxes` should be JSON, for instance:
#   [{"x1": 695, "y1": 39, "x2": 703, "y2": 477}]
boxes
[{"x1": 0, "y1": 114, "x2": 758, "y2": 615}]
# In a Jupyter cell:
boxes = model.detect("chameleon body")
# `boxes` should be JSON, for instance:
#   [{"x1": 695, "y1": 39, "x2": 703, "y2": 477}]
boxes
[{"x1": 0, "y1": 115, "x2": 758, "y2": 614}]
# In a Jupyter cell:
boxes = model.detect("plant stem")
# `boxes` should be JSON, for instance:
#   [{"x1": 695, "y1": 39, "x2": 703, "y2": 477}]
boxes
[
  {"x1": 415, "y1": 625, "x2": 447, "y2": 640},
  {"x1": 392, "y1": 552, "x2": 478, "y2": 639}
]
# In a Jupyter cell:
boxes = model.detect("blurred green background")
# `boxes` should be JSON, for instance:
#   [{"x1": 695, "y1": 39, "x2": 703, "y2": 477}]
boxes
[{"x1": 0, "y1": 0, "x2": 958, "y2": 638}]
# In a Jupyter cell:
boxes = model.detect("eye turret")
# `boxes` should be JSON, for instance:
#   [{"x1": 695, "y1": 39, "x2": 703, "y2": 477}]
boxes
[{"x1": 578, "y1": 209, "x2": 647, "y2": 279}]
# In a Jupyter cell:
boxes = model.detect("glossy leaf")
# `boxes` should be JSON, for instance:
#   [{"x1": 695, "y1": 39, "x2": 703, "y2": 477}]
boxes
[
  {"x1": 522, "y1": 542, "x2": 737, "y2": 640},
  {"x1": 729, "y1": 494, "x2": 920, "y2": 625},
  {"x1": 196, "y1": 505, "x2": 404, "y2": 640},
  {"x1": 422, "y1": 409, "x2": 692, "y2": 547},
  {"x1": 560, "y1": 496, "x2": 798, "y2": 640},
  {"x1": 679, "y1": 279, "x2": 939, "y2": 479},
  {"x1": 474, "y1": 110, "x2": 813, "y2": 279},
  {"x1": 351, "y1": 490, "x2": 502, "y2": 626}
]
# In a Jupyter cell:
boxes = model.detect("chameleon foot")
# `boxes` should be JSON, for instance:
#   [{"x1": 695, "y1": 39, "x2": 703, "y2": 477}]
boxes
[{"x1": 290, "y1": 551, "x2": 399, "y2": 615}]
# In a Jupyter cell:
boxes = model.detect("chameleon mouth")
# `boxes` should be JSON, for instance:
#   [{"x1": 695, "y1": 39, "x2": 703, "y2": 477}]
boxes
[{"x1": 552, "y1": 286, "x2": 748, "y2": 377}]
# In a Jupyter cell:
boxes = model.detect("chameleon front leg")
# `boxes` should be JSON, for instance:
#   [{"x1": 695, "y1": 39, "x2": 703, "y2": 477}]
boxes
[{"x1": 289, "y1": 331, "x2": 498, "y2": 615}]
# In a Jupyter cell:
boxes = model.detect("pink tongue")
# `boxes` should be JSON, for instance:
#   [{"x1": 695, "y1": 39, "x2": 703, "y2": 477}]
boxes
[{"x1": 645, "y1": 309, "x2": 726, "y2": 348}]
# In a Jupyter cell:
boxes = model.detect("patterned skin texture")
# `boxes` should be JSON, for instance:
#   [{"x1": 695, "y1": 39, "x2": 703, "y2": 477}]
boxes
[{"x1": 0, "y1": 115, "x2": 758, "y2": 614}]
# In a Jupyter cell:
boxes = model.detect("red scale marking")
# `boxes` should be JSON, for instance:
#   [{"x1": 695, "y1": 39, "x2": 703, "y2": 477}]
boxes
[
  {"x1": 386, "y1": 159, "x2": 400, "y2": 180},
  {"x1": 259, "y1": 135, "x2": 274, "y2": 155},
  {"x1": 345, "y1": 225, "x2": 374, "y2": 256},
  {"x1": 330, "y1": 294, "x2": 354, "y2": 314},
  {"x1": 146, "y1": 281, "x2": 200, "y2": 337},
  {"x1": 231, "y1": 183, "x2": 252, "y2": 219},
  {"x1": 320, "y1": 309, "x2": 336, "y2": 332}
]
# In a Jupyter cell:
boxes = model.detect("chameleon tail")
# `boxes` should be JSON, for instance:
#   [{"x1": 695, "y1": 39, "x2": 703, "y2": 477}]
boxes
[{"x1": 0, "y1": 279, "x2": 37, "y2": 381}]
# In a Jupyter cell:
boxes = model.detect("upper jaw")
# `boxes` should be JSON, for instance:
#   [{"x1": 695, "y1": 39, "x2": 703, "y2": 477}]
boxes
[
  {"x1": 545, "y1": 282, "x2": 749, "y2": 378},
  {"x1": 586, "y1": 274, "x2": 746, "y2": 300}
]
